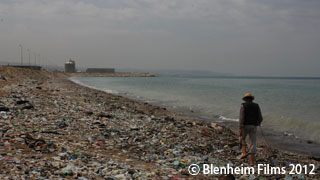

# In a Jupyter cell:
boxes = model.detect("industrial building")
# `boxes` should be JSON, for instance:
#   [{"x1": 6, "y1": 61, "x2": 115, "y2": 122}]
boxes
[
  {"x1": 64, "y1": 59, "x2": 76, "y2": 73},
  {"x1": 86, "y1": 68, "x2": 115, "y2": 73}
]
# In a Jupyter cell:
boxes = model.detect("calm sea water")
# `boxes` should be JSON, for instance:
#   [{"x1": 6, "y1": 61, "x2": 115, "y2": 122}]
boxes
[{"x1": 71, "y1": 76, "x2": 320, "y2": 143}]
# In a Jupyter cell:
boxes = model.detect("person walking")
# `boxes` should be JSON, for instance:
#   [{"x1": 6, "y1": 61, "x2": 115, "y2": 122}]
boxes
[{"x1": 239, "y1": 93, "x2": 263, "y2": 165}]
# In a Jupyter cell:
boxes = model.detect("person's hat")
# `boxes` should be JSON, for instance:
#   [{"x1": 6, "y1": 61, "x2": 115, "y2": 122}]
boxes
[{"x1": 242, "y1": 93, "x2": 254, "y2": 100}]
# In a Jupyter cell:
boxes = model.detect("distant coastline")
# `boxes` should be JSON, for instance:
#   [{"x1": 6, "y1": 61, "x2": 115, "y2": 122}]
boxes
[{"x1": 68, "y1": 72, "x2": 155, "y2": 77}]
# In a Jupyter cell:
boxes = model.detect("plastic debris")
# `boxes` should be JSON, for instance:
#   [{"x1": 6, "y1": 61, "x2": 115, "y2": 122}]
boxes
[
  {"x1": 248, "y1": 174, "x2": 256, "y2": 180},
  {"x1": 297, "y1": 174, "x2": 305, "y2": 179},
  {"x1": 173, "y1": 160, "x2": 180, "y2": 166},
  {"x1": 0, "y1": 111, "x2": 8, "y2": 118},
  {"x1": 0, "y1": 68, "x2": 318, "y2": 179},
  {"x1": 202, "y1": 129, "x2": 211, "y2": 136},
  {"x1": 0, "y1": 75, "x2": 5, "y2": 81},
  {"x1": 284, "y1": 175, "x2": 293, "y2": 180}
]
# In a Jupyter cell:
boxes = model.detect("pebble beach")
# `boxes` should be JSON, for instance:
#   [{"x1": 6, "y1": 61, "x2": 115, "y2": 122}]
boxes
[{"x1": 0, "y1": 66, "x2": 319, "y2": 180}]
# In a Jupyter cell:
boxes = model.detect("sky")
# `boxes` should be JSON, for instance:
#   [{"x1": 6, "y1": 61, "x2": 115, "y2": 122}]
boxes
[{"x1": 0, "y1": 0, "x2": 320, "y2": 76}]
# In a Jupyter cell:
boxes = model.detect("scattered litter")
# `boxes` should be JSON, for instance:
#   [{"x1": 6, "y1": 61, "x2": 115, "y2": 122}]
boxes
[{"x1": 0, "y1": 72, "x2": 318, "y2": 179}]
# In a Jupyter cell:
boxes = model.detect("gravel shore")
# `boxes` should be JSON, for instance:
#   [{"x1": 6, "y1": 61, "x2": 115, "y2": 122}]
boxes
[{"x1": 0, "y1": 66, "x2": 319, "y2": 179}]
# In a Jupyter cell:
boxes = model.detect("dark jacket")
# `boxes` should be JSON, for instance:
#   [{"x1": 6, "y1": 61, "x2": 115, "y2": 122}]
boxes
[{"x1": 239, "y1": 102, "x2": 263, "y2": 128}]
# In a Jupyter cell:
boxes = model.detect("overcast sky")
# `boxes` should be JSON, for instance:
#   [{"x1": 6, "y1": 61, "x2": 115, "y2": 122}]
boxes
[{"x1": 0, "y1": 0, "x2": 319, "y2": 76}]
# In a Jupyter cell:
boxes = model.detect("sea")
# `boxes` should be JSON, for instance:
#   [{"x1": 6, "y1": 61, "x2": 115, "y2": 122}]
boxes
[{"x1": 70, "y1": 75, "x2": 320, "y2": 146}]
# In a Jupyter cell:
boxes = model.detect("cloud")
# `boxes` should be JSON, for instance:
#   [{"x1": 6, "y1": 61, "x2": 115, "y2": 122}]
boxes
[
  {"x1": 0, "y1": 0, "x2": 319, "y2": 76},
  {"x1": 2, "y1": 0, "x2": 319, "y2": 31}
]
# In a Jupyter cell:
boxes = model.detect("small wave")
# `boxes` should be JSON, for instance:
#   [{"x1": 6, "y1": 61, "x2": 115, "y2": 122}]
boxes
[
  {"x1": 69, "y1": 77, "x2": 119, "y2": 94},
  {"x1": 69, "y1": 77, "x2": 97, "y2": 89},
  {"x1": 103, "y1": 89, "x2": 119, "y2": 94},
  {"x1": 218, "y1": 115, "x2": 238, "y2": 122}
]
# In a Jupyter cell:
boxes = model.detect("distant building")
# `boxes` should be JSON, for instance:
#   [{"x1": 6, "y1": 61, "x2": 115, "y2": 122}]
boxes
[
  {"x1": 64, "y1": 59, "x2": 76, "y2": 73},
  {"x1": 86, "y1": 68, "x2": 115, "y2": 73}
]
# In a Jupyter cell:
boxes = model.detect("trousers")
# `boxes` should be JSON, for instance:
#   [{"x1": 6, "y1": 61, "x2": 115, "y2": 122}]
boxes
[{"x1": 242, "y1": 125, "x2": 257, "y2": 154}]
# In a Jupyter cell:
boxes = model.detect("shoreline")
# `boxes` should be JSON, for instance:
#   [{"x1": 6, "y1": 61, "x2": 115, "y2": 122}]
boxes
[
  {"x1": 0, "y1": 66, "x2": 319, "y2": 179},
  {"x1": 70, "y1": 75, "x2": 320, "y2": 157}
]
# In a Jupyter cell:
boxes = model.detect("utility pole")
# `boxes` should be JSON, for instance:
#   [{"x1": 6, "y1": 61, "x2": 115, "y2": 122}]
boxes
[
  {"x1": 38, "y1": 54, "x2": 41, "y2": 66},
  {"x1": 34, "y1": 52, "x2": 37, "y2": 65},
  {"x1": 27, "y1": 49, "x2": 31, "y2": 66},
  {"x1": 19, "y1": 44, "x2": 23, "y2": 66}
]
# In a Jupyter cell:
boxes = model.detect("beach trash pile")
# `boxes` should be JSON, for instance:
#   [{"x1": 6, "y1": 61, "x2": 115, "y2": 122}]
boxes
[{"x1": 0, "y1": 77, "x2": 319, "y2": 179}]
